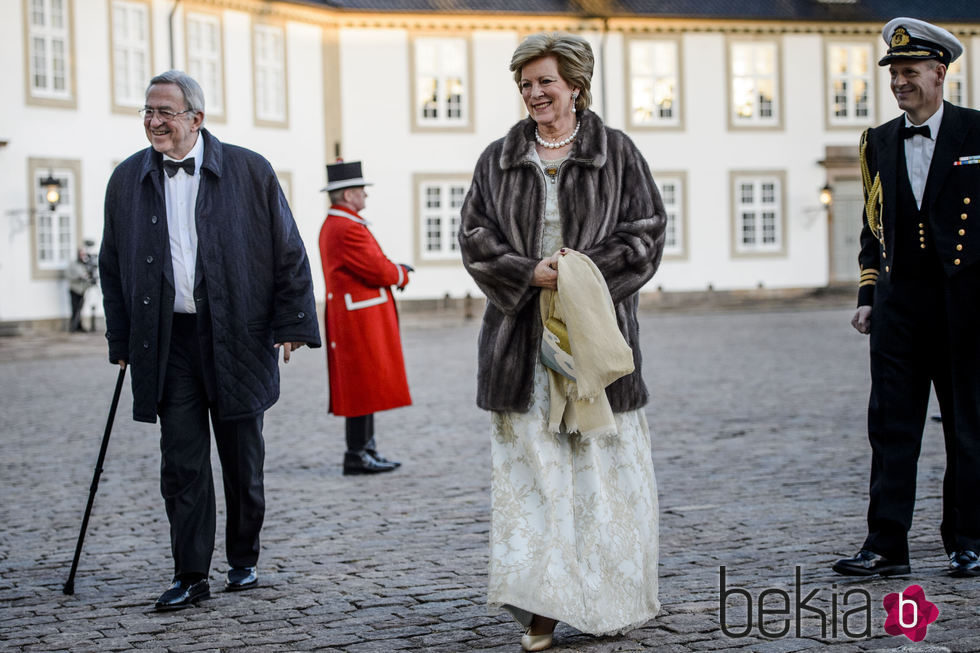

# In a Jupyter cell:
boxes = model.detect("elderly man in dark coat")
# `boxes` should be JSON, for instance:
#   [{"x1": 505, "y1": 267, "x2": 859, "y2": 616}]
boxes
[{"x1": 100, "y1": 70, "x2": 320, "y2": 610}]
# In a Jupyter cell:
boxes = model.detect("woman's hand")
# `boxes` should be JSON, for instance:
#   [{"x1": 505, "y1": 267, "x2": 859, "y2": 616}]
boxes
[{"x1": 531, "y1": 251, "x2": 563, "y2": 289}]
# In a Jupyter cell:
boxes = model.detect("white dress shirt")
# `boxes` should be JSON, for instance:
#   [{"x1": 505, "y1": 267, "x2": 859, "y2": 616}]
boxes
[
  {"x1": 163, "y1": 134, "x2": 204, "y2": 313},
  {"x1": 904, "y1": 103, "x2": 944, "y2": 209}
]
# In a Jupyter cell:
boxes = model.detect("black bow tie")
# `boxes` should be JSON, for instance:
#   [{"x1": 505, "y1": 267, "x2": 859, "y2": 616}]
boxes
[
  {"x1": 163, "y1": 158, "x2": 195, "y2": 178},
  {"x1": 901, "y1": 125, "x2": 931, "y2": 140}
]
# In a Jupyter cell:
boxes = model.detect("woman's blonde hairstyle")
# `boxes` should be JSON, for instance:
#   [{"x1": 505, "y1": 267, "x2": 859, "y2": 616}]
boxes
[{"x1": 510, "y1": 32, "x2": 594, "y2": 113}]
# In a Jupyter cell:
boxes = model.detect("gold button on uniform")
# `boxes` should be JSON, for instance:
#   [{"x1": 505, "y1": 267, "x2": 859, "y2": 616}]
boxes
[
  {"x1": 962, "y1": 213, "x2": 969, "y2": 220},
  {"x1": 966, "y1": 198, "x2": 972, "y2": 205},
  {"x1": 956, "y1": 244, "x2": 963, "y2": 251},
  {"x1": 918, "y1": 222, "x2": 925, "y2": 228},
  {"x1": 921, "y1": 244, "x2": 927, "y2": 249},
  {"x1": 920, "y1": 236, "x2": 926, "y2": 242},
  {"x1": 955, "y1": 259, "x2": 962, "y2": 265},
  {"x1": 885, "y1": 265, "x2": 891, "y2": 272},
  {"x1": 959, "y1": 229, "x2": 966, "y2": 236}
]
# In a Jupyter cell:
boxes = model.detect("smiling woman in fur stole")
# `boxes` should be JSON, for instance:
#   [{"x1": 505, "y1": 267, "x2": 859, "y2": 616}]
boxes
[{"x1": 458, "y1": 32, "x2": 667, "y2": 652}]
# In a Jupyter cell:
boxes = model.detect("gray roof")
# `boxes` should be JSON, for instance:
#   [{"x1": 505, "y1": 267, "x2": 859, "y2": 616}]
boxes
[{"x1": 298, "y1": 0, "x2": 980, "y2": 22}]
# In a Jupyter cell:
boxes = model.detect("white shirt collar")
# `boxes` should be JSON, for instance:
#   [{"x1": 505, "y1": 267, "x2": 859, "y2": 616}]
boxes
[
  {"x1": 162, "y1": 132, "x2": 204, "y2": 175},
  {"x1": 905, "y1": 102, "x2": 944, "y2": 140}
]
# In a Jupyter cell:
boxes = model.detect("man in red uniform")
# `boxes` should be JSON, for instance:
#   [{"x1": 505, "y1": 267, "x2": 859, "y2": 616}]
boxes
[{"x1": 318, "y1": 160, "x2": 412, "y2": 474}]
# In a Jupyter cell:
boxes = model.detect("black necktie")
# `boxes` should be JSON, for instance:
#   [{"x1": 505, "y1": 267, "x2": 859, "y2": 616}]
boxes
[
  {"x1": 900, "y1": 125, "x2": 931, "y2": 139},
  {"x1": 163, "y1": 158, "x2": 195, "y2": 178}
]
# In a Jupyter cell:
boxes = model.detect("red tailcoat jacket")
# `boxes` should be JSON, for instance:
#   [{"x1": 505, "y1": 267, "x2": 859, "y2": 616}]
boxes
[{"x1": 318, "y1": 205, "x2": 412, "y2": 417}]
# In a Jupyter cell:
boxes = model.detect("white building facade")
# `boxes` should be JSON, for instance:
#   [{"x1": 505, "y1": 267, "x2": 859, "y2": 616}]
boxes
[{"x1": 3, "y1": 0, "x2": 979, "y2": 328}]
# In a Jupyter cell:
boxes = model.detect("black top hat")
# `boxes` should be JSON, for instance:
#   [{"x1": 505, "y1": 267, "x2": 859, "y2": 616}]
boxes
[
  {"x1": 321, "y1": 160, "x2": 372, "y2": 192},
  {"x1": 879, "y1": 17, "x2": 963, "y2": 66}
]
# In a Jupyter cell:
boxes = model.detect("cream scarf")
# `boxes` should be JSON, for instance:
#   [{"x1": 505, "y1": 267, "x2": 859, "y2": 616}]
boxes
[{"x1": 539, "y1": 249, "x2": 635, "y2": 438}]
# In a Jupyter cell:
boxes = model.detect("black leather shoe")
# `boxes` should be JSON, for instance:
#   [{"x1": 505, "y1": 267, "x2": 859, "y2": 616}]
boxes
[
  {"x1": 226, "y1": 566, "x2": 258, "y2": 591},
  {"x1": 154, "y1": 578, "x2": 210, "y2": 610},
  {"x1": 832, "y1": 549, "x2": 910, "y2": 577},
  {"x1": 949, "y1": 550, "x2": 980, "y2": 577},
  {"x1": 366, "y1": 449, "x2": 401, "y2": 468},
  {"x1": 343, "y1": 450, "x2": 396, "y2": 475}
]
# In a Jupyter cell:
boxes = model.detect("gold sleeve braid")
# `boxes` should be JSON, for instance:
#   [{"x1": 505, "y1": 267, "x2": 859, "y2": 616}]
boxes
[
  {"x1": 859, "y1": 129, "x2": 883, "y2": 240},
  {"x1": 859, "y1": 267, "x2": 879, "y2": 288}
]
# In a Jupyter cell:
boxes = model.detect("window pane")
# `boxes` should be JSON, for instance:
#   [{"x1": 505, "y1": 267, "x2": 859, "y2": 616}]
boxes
[{"x1": 415, "y1": 38, "x2": 467, "y2": 125}]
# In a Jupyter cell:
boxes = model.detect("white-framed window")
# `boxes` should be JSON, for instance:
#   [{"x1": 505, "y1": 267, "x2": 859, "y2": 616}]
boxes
[
  {"x1": 110, "y1": 0, "x2": 151, "y2": 108},
  {"x1": 657, "y1": 174, "x2": 686, "y2": 257},
  {"x1": 945, "y1": 58, "x2": 967, "y2": 106},
  {"x1": 827, "y1": 42, "x2": 873, "y2": 126},
  {"x1": 732, "y1": 173, "x2": 784, "y2": 255},
  {"x1": 417, "y1": 178, "x2": 469, "y2": 261},
  {"x1": 33, "y1": 167, "x2": 76, "y2": 273},
  {"x1": 27, "y1": 0, "x2": 73, "y2": 102},
  {"x1": 186, "y1": 11, "x2": 224, "y2": 118},
  {"x1": 628, "y1": 39, "x2": 680, "y2": 128},
  {"x1": 730, "y1": 41, "x2": 779, "y2": 127},
  {"x1": 253, "y1": 23, "x2": 287, "y2": 125},
  {"x1": 413, "y1": 37, "x2": 469, "y2": 129}
]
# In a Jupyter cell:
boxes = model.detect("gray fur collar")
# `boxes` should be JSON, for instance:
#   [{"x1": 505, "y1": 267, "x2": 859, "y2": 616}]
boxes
[{"x1": 498, "y1": 109, "x2": 607, "y2": 171}]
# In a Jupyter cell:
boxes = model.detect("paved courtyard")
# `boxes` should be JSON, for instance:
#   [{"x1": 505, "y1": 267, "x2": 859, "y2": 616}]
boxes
[{"x1": 1, "y1": 300, "x2": 979, "y2": 652}]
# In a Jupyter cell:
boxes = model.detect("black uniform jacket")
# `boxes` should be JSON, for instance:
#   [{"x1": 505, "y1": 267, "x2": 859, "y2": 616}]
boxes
[{"x1": 858, "y1": 101, "x2": 980, "y2": 306}]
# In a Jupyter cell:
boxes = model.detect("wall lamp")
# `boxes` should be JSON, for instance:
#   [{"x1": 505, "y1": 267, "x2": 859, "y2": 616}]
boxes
[
  {"x1": 40, "y1": 171, "x2": 62, "y2": 210},
  {"x1": 819, "y1": 183, "x2": 833, "y2": 207}
]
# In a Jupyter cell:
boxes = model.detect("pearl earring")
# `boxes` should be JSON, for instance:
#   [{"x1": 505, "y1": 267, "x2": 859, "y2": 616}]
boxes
[{"x1": 571, "y1": 92, "x2": 578, "y2": 114}]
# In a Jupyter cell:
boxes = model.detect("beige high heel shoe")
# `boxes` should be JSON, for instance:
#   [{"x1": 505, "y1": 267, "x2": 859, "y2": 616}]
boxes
[{"x1": 521, "y1": 628, "x2": 553, "y2": 652}]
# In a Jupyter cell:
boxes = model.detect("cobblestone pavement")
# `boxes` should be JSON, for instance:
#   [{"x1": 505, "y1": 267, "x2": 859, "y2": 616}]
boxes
[{"x1": 2, "y1": 301, "x2": 979, "y2": 652}]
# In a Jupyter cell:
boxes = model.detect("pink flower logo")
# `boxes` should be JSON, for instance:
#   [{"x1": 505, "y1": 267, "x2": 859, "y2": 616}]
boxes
[{"x1": 883, "y1": 585, "x2": 939, "y2": 642}]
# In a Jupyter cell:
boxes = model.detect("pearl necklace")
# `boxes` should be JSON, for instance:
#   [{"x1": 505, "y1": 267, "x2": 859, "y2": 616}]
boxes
[{"x1": 535, "y1": 121, "x2": 580, "y2": 149}]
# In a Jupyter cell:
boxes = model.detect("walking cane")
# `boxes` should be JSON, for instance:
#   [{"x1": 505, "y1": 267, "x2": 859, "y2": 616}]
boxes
[{"x1": 63, "y1": 366, "x2": 126, "y2": 595}]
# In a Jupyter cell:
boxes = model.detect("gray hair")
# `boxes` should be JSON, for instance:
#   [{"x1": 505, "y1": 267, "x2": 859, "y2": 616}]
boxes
[
  {"x1": 510, "y1": 32, "x2": 594, "y2": 113},
  {"x1": 146, "y1": 70, "x2": 206, "y2": 116},
  {"x1": 328, "y1": 189, "x2": 348, "y2": 204}
]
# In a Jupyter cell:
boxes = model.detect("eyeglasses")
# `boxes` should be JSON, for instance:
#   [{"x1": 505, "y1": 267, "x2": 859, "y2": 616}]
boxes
[{"x1": 139, "y1": 107, "x2": 195, "y2": 121}]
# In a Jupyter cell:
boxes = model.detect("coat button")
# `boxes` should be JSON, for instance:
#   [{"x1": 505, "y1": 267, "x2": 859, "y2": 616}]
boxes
[
  {"x1": 918, "y1": 222, "x2": 925, "y2": 228},
  {"x1": 143, "y1": 340, "x2": 150, "y2": 349},
  {"x1": 143, "y1": 296, "x2": 150, "y2": 304},
  {"x1": 955, "y1": 258, "x2": 962, "y2": 265},
  {"x1": 962, "y1": 213, "x2": 969, "y2": 220},
  {"x1": 297, "y1": 312, "x2": 305, "y2": 319},
  {"x1": 956, "y1": 244, "x2": 964, "y2": 251},
  {"x1": 965, "y1": 198, "x2": 972, "y2": 205},
  {"x1": 920, "y1": 244, "x2": 927, "y2": 249},
  {"x1": 151, "y1": 215, "x2": 158, "y2": 224},
  {"x1": 882, "y1": 251, "x2": 887, "y2": 258},
  {"x1": 959, "y1": 229, "x2": 966, "y2": 236},
  {"x1": 330, "y1": 342, "x2": 336, "y2": 349},
  {"x1": 885, "y1": 265, "x2": 890, "y2": 272},
  {"x1": 919, "y1": 229, "x2": 925, "y2": 235},
  {"x1": 327, "y1": 292, "x2": 333, "y2": 300},
  {"x1": 920, "y1": 236, "x2": 925, "y2": 242},
  {"x1": 146, "y1": 255, "x2": 154, "y2": 263}
]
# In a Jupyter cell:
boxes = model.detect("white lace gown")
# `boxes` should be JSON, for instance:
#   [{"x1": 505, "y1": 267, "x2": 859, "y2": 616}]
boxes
[{"x1": 487, "y1": 154, "x2": 660, "y2": 636}]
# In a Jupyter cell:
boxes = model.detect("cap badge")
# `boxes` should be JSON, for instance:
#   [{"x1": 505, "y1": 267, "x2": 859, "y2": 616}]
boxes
[{"x1": 891, "y1": 27, "x2": 911, "y2": 48}]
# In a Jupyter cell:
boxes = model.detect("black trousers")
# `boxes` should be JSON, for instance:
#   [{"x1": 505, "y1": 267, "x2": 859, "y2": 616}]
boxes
[
  {"x1": 158, "y1": 314, "x2": 265, "y2": 577},
  {"x1": 69, "y1": 291, "x2": 85, "y2": 331},
  {"x1": 864, "y1": 267, "x2": 980, "y2": 561},
  {"x1": 345, "y1": 414, "x2": 376, "y2": 453}
]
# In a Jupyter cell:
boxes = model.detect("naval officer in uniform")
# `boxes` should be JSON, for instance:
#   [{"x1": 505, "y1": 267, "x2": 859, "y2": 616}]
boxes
[{"x1": 834, "y1": 18, "x2": 980, "y2": 578}]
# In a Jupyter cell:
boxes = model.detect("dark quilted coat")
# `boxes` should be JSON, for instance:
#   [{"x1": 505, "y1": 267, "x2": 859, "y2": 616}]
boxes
[
  {"x1": 100, "y1": 129, "x2": 321, "y2": 423},
  {"x1": 458, "y1": 109, "x2": 666, "y2": 413}
]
